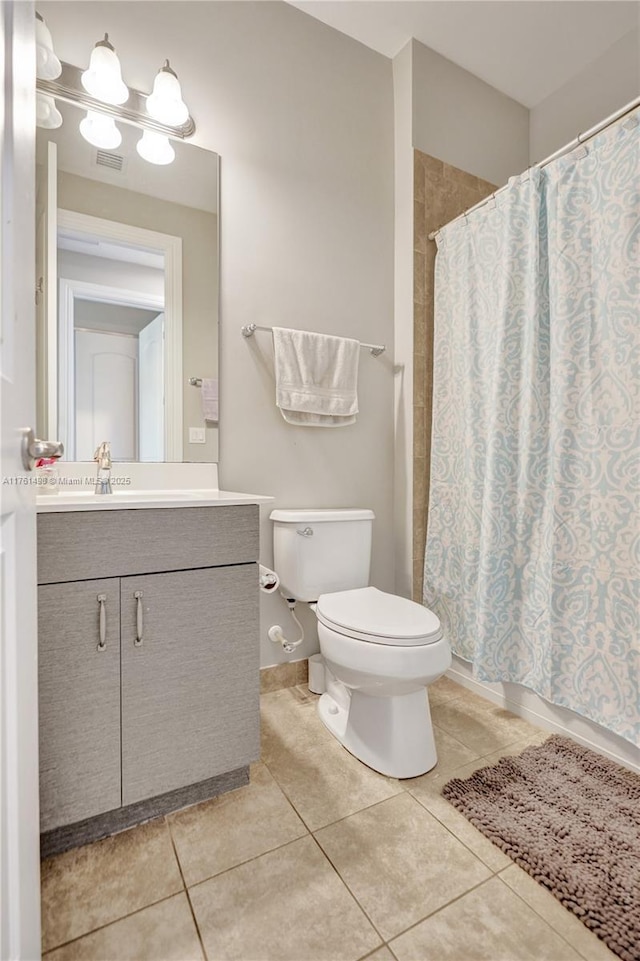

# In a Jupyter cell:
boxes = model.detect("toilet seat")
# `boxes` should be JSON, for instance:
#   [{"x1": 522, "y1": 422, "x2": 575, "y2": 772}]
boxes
[{"x1": 316, "y1": 586, "x2": 442, "y2": 647}]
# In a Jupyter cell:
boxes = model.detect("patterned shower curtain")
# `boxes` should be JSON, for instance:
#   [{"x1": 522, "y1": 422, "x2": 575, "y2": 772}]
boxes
[{"x1": 424, "y1": 111, "x2": 639, "y2": 746}]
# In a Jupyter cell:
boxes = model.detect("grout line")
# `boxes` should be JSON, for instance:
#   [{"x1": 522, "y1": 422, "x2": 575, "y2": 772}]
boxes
[
  {"x1": 260, "y1": 757, "x2": 316, "y2": 833},
  {"x1": 406, "y1": 786, "x2": 508, "y2": 874},
  {"x1": 430, "y1": 721, "x2": 487, "y2": 761},
  {"x1": 307, "y1": 832, "x2": 387, "y2": 946},
  {"x1": 308, "y1": 798, "x2": 511, "y2": 954},
  {"x1": 263, "y1": 753, "x2": 406, "y2": 833},
  {"x1": 186, "y1": 833, "x2": 313, "y2": 895},
  {"x1": 358, "y1": 944, "x2": 397, "y2": 961},
  {"x1": 155, "y1": 767, "x2": 311, "y2": 894},
  {"x1": 171, "y1": 826, "x2": 310, "y2": 891},
  {"x1": 259, "y1": 757, "x2": 318, "y2": 834},
  {"x1": 494, "y1": 871, "x2": 602, "y2": 961},
  {"x1": 42, "y1": 889, "x2": 182, "y2": 956},
  {"x1": 261, "y1": 725, "x2": 405, "y2": 833},
  {"x1": 383, "y1": 874, "x2": 496, "y2": 947},
  {"x1": 166, "y1": 818, "x2": 209, "y2": 961}
]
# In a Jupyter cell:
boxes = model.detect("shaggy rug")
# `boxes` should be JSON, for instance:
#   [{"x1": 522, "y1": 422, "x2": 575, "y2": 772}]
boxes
[{"x1": 443, "y1": 735, "x2": 640, "y2": 961}]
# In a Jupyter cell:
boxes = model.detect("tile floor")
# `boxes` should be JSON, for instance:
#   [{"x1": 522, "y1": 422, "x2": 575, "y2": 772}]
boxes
[{"x1": 41, "y1": 678, "x2": 619, "y2": 961}]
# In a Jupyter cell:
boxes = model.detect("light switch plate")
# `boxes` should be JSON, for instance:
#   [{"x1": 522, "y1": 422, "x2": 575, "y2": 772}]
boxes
[{"x1": 189, "y1": 427, "x2": 206, "y2": 444}]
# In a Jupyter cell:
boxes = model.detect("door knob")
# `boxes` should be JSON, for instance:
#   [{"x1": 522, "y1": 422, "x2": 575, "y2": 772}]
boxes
[{"x1": 21, "y1": 428, "x2": 64, "y2": 471}]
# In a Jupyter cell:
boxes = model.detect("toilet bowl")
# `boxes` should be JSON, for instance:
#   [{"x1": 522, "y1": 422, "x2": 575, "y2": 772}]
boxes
[
  {"x1": 315, "y1": 587, "x2": 451, "y2": 778},
  {"x1": 270, "y1": 508, "x2": 451, "y2": 779}
]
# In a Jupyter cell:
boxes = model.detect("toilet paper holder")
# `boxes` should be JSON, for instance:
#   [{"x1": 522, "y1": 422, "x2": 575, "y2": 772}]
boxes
[{"x1": 259, "y1": 564, "x2": 280, "y2": 594}]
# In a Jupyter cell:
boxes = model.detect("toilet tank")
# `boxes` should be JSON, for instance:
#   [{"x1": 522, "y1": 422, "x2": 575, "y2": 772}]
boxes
[{"x1": 270, "y1": 509, "x2": 374, "y2": 602}]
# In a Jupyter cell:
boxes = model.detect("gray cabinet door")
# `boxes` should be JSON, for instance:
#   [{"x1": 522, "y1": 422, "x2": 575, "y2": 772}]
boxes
[
  {"x1": 121, "y1": 565, "x2": 260, "y2": 805},
  {"x1": 38, "y1": 579, "x2": 121, "y2": 831}
]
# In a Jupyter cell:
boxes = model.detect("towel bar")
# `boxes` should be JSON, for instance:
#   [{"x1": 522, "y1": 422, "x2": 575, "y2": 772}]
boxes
[{"x1": 241, "y1": 323, "x2": 385, "y2": 356}]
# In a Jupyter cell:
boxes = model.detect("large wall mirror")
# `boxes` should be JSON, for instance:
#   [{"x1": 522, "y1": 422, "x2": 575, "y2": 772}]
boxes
[{"x1": 36, "y1": 101, "x2": 219, "y2": 463}]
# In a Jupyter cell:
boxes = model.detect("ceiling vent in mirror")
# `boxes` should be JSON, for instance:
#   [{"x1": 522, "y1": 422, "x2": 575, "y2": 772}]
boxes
[{"x1": 95, "y1": 149, "x2": 125, "y2": 172}]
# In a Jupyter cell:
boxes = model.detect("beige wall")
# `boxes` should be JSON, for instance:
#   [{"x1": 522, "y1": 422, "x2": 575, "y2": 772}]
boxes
[
  {"x1": 58, "y1": 172, "x2": 219, "y2": 462},
  {"x1": 45, "y1": 1, "x2": 396, "y2": 667},
  {"x1": 411, "y1": 39, "x2": 530, "y2": 187},
  {"x1": 393, "y1": 41, "x2": 415, "y2": 599},
  {"x1": 530, "y1": 28, "x2": 640, "y2": 162}
]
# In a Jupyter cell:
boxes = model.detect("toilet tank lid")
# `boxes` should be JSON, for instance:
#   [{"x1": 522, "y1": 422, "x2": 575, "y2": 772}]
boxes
[{"x1": 270, "y1": 509, "x2": 375, "y2": 523}]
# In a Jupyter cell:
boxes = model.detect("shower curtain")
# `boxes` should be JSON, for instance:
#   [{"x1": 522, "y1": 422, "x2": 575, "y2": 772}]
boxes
[{"x1": 424, "y1": 111, "x2": 639, "y2": 746}]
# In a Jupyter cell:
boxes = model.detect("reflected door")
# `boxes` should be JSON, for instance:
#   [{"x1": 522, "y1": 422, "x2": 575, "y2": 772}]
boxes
[
  {"x1": 75, "y1": 330, "x2": 138, "y2": 460},
  {"x1": 138, "y1": 312, "x2": 164, "y2": 461}
]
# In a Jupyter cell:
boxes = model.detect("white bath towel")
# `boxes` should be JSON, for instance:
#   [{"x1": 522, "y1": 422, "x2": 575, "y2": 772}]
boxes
[
  {"x1": 272, "y1": 327, "x2": 359, "y2": 427},
  {"x1": 201, "y1": 378, "x2": 219, "y2": 423}
]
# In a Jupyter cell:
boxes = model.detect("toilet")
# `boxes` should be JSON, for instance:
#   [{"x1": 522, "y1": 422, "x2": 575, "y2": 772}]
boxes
[{"x1": 270, "y1": 508, "x2": 451, "y2": 778}]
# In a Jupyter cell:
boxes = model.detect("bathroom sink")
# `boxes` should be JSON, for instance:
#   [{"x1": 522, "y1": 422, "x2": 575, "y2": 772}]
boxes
[
  {"x1": 105, "y1": 489, "x2": 205, "y2": 500},
  {"x1": 40, "y1": 489, "x2": 203, "y2": 501},
  {"x1": 36, "y1": 488, "x2": 274, "y2": 512}
]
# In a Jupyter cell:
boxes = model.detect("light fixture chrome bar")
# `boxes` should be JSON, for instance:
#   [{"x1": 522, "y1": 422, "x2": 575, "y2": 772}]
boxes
[
  {"x1": 241, "y1": 323, "x2": 385, "y2": 356},
  {"x1": 37, "y1": 61, "x2": 196, "y2": 139}
]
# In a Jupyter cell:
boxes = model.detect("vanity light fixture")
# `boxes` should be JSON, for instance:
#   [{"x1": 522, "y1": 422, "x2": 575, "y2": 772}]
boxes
[
  {"x1": 79, "y1": 110, "x2": 122, "y2": 150},
  {"x1": 36, "y1": 12, "x2": 61, "y2": 80},
  {"x1": 35, "y1": 14, "x2": 196, "y2": 159},
  {"x1": 36, "y1": 93, "x2": 63, "y2": 129},
  {"x1": 36, "y1": 11, "x2": 62, "y2": 128},
  {"x1": 136, "y1": 129, "x2": 175, "y2": 165},
  {"x1": 81, "y1": 34, "x2": 129, "y2": 106},
  {"x1": 146, "y1": 61, "x2": 189, "y2": 126}
]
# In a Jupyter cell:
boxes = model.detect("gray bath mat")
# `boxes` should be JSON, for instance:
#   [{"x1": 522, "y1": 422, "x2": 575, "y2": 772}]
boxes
[{"x1": 443, "y1": 735, "x2": 640, "y2": 961}]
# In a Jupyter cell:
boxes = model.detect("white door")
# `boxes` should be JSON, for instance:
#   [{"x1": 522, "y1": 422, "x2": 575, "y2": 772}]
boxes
[
  {"x1": 75, "y1": 328, "x2": 138, "y2": 461},
  {"x1": 0, "y1": 3, "x2": 42, "y2": 959},
  {"x1": 138, "y1": 312, "x2": 164, "y2": 461}
]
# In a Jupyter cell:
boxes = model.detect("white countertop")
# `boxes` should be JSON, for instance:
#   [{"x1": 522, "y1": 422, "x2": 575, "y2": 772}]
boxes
[{"x1": 36, "y1": 489, "x2": 274, "y2": 513}]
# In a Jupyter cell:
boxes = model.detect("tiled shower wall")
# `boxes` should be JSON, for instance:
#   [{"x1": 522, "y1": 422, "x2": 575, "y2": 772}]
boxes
[{"x1": 413, "y1": 151, "x2": 496, "y2": 602}]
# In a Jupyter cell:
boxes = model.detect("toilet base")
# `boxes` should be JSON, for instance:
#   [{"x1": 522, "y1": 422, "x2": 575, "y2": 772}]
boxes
[{"x1": 318, "y1": 686, "x2": 437, "y2": 779}]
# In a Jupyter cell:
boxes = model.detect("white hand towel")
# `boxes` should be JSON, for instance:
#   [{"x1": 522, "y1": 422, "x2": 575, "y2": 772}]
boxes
[
  {"x1": 201, "y1": 378, "x2": 218, "y2": 422},
  {"x1": 272, "y1": 327, "x2": 359, "y2": 427}
]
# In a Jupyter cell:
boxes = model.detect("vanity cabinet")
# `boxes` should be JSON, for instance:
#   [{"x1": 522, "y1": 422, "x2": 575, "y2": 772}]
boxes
[
  {"x1": 38, "y1": 578, "x2": 121, "y2": 831},
  {"x1": 121, "y1": 565, "x2": 258, "y2": 805},
  {"x1": 37, "y1": 505, "x2": 260, "y2": 851}
]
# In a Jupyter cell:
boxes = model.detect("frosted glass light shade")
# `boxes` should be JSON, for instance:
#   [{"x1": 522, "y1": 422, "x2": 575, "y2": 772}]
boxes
[
  {"x1": 79, "y1": 111, "x2": 122, "y2": 149},
  {"x1": 81, "y1": 37, "x2": 128, "y2": 105},
  {"x1": 36, "y1": 15, "x2": 62, "y2": 80},
  {"x1": 146, "y1": 63, "x2": 189, "y2": 126},
  {"x1": 136, "y1": 130, "x2": 175, "y2": 165},
  {"x1": 36, "y1": 93, "x2": 63, "y2": 129}
]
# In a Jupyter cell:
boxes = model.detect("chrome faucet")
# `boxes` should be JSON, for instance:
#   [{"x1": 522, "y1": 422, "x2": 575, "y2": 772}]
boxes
[{"x1": 93, "y1": 441, "x2": 113, "y2": 495}]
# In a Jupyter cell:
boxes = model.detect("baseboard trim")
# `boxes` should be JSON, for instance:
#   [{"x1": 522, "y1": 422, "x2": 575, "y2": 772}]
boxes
[
  {"x1": 446, "y1": 661, "x2": 639, "y2": 774},
  {"x1": 260, "y1": 658, "x2": 308, "y2": 694},
  {"x1": 40, "y1": 766, "x2": 249, "y2": 860}
]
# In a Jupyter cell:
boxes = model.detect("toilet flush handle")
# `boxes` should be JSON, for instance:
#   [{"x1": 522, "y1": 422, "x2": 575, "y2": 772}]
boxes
[{"x1": 297, "y1": 526, "x2": 314, "y2": 537}]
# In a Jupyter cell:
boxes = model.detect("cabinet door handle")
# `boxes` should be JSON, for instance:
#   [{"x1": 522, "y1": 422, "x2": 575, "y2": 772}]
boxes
[
  {"x1": 134, "y1": 591, "x2": 144, "y2": 646},
  {"x1": 97, "y1": 594, "x2": 107, "y2": 651}
]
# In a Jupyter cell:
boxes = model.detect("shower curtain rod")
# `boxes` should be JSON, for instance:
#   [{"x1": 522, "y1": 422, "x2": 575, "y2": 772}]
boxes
[{"x1": 428, "y1": 94, "x2": 640, "y2": 241}]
